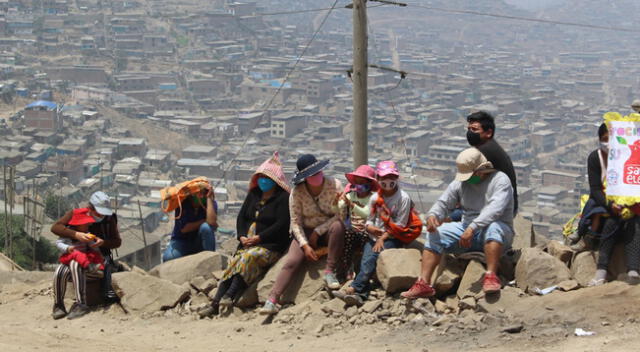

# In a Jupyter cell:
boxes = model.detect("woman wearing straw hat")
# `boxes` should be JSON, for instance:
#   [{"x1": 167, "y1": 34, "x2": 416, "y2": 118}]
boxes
[
  {"x1": 200, "y1": 152, "x2": 291, "y2": 317},
  {"x1": 260, "y1": 154, "x2": 345, "y2": 314}
]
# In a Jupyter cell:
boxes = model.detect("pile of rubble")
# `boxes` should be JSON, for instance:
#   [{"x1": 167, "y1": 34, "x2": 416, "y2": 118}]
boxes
[{"x1": 100, "y1": 214, "x2": 630, "y2": 335}]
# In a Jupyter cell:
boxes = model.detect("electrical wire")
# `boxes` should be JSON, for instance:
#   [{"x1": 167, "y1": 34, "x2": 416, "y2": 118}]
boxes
[
  {"x1": 215, "y1": 0, "x2": 342, "y2": 188},
  {"x1": 405, "y1": 3, "x2": 640, "y2": 33}
]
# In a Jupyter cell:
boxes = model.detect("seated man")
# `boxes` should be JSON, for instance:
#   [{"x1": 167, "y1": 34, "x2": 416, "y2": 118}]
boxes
[
  {"x1": 162, "y1": 183, "x2": 218, "y2": 262},
  {"x1": 401, "y1": 147, "x2": 515, "y2": 298}
]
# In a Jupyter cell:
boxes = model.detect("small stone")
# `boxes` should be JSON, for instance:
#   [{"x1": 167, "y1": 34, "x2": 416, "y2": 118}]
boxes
[
  {"x1": 601, "y1": 321, "x2": 610, "y2": 326},
  {"x1": 459, "y1": 297, "x2": 476, "y2": 311},
  {"x1": 557, "y1": 280, "x2": 580, "y2": 292},
  {"x1": 434, "y1": 300, "x2": 447, "y2": 314},
  {"x1": 321, "y1": 298, "x2": 346, "y2": 314},
  {"x1": 501, "y1": 323, "x2": 524, "y2": 334},
  {"x1": 433, "y1": 316, "x2": 451, "y2": 327},
  {"x1": 345, "y1": 306, "x2": 358, "y2": 319},
  {"x1": 361, "y1": 299, "x2": 383, "y2": 314}
]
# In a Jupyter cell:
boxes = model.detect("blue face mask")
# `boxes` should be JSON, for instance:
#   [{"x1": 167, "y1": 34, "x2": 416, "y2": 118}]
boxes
[
  {"x1": 257, "y1": 177, "x2": 276, "y2": 192},
  {"x1": 92, "y1": 214, "x2": 105, "y2": 223},
  {"x1": 353, "y1": 183, "x2": 371, "y2": 194}
]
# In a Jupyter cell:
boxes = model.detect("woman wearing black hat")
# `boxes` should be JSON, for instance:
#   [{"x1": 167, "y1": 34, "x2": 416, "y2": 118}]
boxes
[{"x1": 260, "y1": 154, "x2": 345, "y2": 314}]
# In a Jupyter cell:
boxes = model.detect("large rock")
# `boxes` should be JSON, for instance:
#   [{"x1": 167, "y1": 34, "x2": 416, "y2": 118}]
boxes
[
  {"x1": 546, "y1": 240, "x2": 574, "y2": 264},
  {"x1": 376, "y1": 248, "x2": 422, "y2": 293},
  {"x1": 236, "y1": 282, "x2": 259, "y2": 308},
  {"x1": 511, "y1": 215, "x2": 535, "y2": 249},
  {"x1": 477, "y1": 286, "x2": 524, "y2": 314},
  {"x1": 432, "y1": 254, "x2": 465, "y2": 294},
  {"x1": 456, "y1": 260, "x2": 486, "y2": 299},
  {"x1": 515, "y1": 248, "x2": 571, "y2": 292},
  {"x1": 257, "y1": 256, "x2": 327, "y2": 304},
  {"x1": 149, "y1": 251, "x2": 227, "y2": 286},
  {"x1": 112, "y1": 271, "x2": 190, "y2": 312},
  {"x1": 571, "y1": 251, "x2": 597, "y2": 286}
]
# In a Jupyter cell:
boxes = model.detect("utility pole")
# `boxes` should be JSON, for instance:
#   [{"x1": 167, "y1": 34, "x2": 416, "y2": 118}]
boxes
[
  {"x1": 352, "y1": 0, "x2": 368, "y2": 168},
  {"x1": 137, "y1": 200, "x2": 150, "y2": 270},
  {"x1": 3, "y1": 165, "x2": 8, "y2": 255}
]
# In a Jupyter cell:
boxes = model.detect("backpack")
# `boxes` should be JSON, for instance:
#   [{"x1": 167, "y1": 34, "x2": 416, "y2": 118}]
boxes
[
  {"x1": 160, "y1": 177, "x2": 210, "y2": 218},
  {"x1": 372, "y1": 191, "x2": 423, "y2": 244}
]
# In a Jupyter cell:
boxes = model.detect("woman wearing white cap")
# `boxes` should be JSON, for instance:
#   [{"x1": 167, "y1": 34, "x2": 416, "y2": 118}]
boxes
[{"x1": 51, "y1": 191, "x2": 122, "y2": 319}]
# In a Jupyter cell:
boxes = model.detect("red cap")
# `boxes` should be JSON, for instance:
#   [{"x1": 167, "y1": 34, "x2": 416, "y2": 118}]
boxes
[{"x1": 68, "y1": 208, "x2": 96, "y2": 226}]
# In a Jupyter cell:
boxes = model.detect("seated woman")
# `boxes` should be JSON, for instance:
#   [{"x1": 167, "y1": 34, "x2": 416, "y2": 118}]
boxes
[
  {"x1": 199, "y1": 153, "x2": 291, "y2": 317},
  {"x1": 569, "y1": 123, "x2": 611, "y2": 251},
  {"x1": 259, "y1": 154, "x2": 345, "y2": 315},
  {"x1": 162, "y1": 183, "x2": 218, "y2": 262},
  {"x1": 51, "y1": 191, "x2": 122, "y2": 320},
  {"x1": 585, "y1": 123, "x2": 640, "y2": 285}
]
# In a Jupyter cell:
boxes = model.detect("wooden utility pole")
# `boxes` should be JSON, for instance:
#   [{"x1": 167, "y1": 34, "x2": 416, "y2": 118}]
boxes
[
  {"x1": 352, "y1": 0, "x2": 368, "y2": 168},
  {"x1": 3, "y1": 165, "x2": 8, "y2": 255},
  {"x1": 137, "y1": 200, "x2": 150, "y2": 270}
]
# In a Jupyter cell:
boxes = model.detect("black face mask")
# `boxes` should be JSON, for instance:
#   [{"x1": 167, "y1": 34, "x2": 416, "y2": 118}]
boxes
[{"x1": 466, "y1": 130, "x2": 483, "y2": 146}]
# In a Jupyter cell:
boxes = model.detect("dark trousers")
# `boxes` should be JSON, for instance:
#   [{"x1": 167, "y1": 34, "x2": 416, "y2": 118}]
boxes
[{"x1": 350, "y1": 237, "x2": 403, "y2": 299}]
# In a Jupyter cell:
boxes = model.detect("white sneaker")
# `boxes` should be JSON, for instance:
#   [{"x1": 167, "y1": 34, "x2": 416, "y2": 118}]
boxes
[
  {"x1": 259, "y1": 300, "x2": 279, "y2": 315},
  {"x1": 587, "y1": 278, "x2": 605, "y2": 287}
]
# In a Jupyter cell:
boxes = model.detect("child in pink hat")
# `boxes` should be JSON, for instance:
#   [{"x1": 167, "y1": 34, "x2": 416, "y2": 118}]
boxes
[
  {"x1": 333, "y1": 160, "x2": 414, "y2": 306},
  {"x1": 335, "y1": 165, "x2": 378, "y2": 278}
]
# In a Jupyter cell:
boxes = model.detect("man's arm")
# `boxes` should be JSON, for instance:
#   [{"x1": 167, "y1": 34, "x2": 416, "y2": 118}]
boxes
[
  {"x1": 427, "y1": 181, "x2": 461, "y2": 222},
  {"x1": 205, "y1": 186, "x2": 218, "y2": 228}
]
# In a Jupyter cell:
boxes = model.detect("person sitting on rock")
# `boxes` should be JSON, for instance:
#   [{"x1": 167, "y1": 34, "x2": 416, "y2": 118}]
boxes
[
  {"x1": 333, "y1": 160, "x2": 413, "y2": 306},
  {"x1": 335, "y1": 164, "x2": 378, "y2": 279},
  {"x1": 259, "y1": 154, "x2": 345, "y2": 315},
  {"x1": 568, "y1": 123, "x2": 612, "y2": 252},
  {"x1": 584, "y1": 124, "x2": 640, "y2": 286},
  {"x1": 51, "y1": 191, "x2": 122, "y2": 320},
  {"x1": 401, "y1": 148, "x2": 514, "y2": 298},
  {"x1": 162, "y1": 182, "x2": 218, "y2": 262},
  {"x1": 199, "y1": 152, "x2": 291, "y2": 318},
  {"x1": 56, "y1": 208, "x2": 105, "y2": 273}
]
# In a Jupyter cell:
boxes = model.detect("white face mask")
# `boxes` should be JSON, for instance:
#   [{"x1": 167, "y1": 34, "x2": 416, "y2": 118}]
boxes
[
  {"x1": 379, "y1": 179, "x2": 397, "y2": 191},
  {"x1": 600, "y1": 142, "x2": 609, "y2": 153}
]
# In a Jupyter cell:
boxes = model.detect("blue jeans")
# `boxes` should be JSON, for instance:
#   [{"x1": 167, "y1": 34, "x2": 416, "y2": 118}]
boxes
[
  {"x1": 424, "y1": 221, "x2": 513, "y2": 255},
  {"x1": 351, "y1": 237, "x2": 403, "y2": 299},
  {"x1": 449, "y1": 208, "x2": 463, "y2": 222},
  {"x1": 162, "y1": 223, "x2": 216, "y2": 262}
]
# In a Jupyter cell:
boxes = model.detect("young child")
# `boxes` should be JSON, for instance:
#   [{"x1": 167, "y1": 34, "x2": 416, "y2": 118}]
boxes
[
  {"x1": 56, "y1": 208, "x2": 105, "y2": 273},
  {"x1": 336, "y1": 165, "x2": 378, "y2": 279},
  {"x1": 333, "y1": 160, "x2": 414, "y2": 306}
]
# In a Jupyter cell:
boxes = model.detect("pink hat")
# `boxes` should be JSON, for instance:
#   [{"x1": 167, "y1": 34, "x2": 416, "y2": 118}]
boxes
[
  {"x1": 249, "y1": 151, "x2": 291, "y2": 193},
  {"x1": 345, "y1": 165, "x2": 379, "y2": 192},
  {"x1": 376, "y1": 160, "x2": 400, "y2": 178}
]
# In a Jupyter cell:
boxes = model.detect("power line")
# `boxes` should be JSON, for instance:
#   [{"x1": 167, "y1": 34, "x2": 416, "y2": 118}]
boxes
[
  {"x1": 250, "y1": 2, "x2": 387, "y2": 16},
  {"x1": 405, "y1": 3, "x2": 640, "y2": 33},
  {"x1": 215, "y1": 0, "x2": 342, "y2": 188}
]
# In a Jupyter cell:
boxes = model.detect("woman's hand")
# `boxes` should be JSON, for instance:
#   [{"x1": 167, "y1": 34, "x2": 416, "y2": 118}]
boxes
[
  {"x1": 303, "y1": 244, "x2": 319, "y2": 261},
  {"x1": 75, "y1": 232, "x2": 94, "y2": 243},
  {"x1": 239, "y1": 236, "x2": 250, "y2": 247}
]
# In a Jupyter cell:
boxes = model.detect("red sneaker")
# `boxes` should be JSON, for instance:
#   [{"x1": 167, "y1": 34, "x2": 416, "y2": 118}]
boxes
[
  {"x1": 401, "y1": 279, "x2": 435, "y2": 299},
  {"x1": 483, "y1": 272, "x2": 502, "y2": 294}
]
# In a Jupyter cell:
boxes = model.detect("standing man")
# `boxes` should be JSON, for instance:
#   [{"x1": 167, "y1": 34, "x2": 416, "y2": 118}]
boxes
[
  {"x1": 466, "y1": 111, "x2": 518, "y2": 214},
  {"x1": 401, "y1": 148, "x2": 515, "y2": 298},
  {"x1": 162, "y1": 183, "x2": 218, "y2": 262}
]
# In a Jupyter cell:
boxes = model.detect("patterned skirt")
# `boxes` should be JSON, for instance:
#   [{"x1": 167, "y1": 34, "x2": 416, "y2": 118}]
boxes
[{"x1": 221, "y1": 246, "x2": 280, "y2": 284}]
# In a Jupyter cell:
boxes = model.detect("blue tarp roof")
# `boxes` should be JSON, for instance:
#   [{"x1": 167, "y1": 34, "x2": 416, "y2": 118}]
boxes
[{"x1": 26, "y1": 100, "x2": 57, "y2": 110}]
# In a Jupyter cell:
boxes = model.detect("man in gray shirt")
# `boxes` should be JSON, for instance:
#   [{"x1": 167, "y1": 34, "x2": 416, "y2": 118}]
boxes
[{"x1": 401, "y1": 148, "x2": 515, "y2": 298}]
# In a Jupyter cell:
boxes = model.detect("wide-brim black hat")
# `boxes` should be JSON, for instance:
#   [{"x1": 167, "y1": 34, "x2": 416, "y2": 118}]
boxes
[{"x1": 292, "y1": 154, "x2": 330, "y2": 185}]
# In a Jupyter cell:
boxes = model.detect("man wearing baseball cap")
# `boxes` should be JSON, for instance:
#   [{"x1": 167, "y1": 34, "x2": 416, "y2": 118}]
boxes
[{"x1": 401, "y1": 147, "x2": 514, "y2": 298}]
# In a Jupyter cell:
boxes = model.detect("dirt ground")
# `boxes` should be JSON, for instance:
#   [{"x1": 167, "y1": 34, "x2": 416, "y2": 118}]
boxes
[{"x1": 1, "y1": 278, "x2": 640, "y2": 352}]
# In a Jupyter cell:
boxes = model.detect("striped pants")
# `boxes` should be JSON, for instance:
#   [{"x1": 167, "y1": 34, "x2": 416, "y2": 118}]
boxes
[{"x1": 53, "y1": 261, "x2": 86, "y2": 306}]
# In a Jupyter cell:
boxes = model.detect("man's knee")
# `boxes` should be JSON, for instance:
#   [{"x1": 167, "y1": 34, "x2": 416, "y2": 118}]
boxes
[
  {"x1": 199, "y1": 222, "x2": 215, "y2": 235},
  {"x1": 329, "y1": 220, "x2": 345, "y2": 235}
]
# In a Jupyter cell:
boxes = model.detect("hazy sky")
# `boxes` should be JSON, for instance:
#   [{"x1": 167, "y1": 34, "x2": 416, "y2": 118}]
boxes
[{"x1": 505, "y1": 0, "x2": 565, "y2": 10}]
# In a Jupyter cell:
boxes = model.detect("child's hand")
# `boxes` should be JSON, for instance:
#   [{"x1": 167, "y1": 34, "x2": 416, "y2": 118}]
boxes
[
  {"x1": 67, "y1": 246, "x2": 76, "y2": 254},
  {"x1": 372, "y1": 238, "x2": 385, "y2": 253}
]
